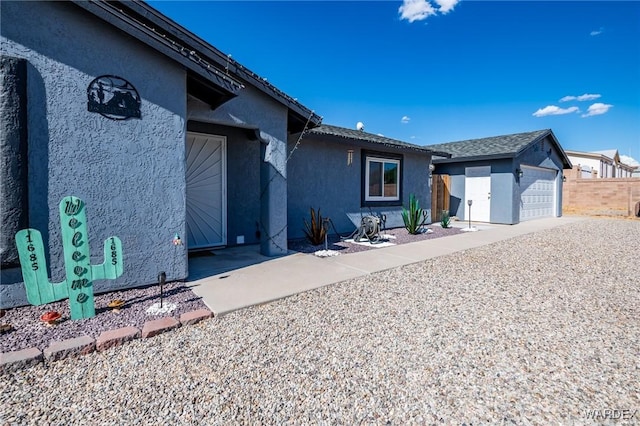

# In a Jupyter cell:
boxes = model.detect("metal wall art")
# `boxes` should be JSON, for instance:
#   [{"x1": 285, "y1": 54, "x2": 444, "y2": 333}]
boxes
[{"x1": 87, "y1": 75, "x2": 141, "y2": 120}]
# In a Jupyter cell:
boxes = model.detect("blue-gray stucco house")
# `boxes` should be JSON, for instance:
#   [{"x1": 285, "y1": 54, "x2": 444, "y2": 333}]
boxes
[
  {"x1": 0, "y1": 0, "x2": 322, "y2": 307},
  {"x1": 287, "y1": 125, "x2": 450, "y2": 239},
  {"x1": 427, "y1": 129, "x2": 572, "y2": 225}
]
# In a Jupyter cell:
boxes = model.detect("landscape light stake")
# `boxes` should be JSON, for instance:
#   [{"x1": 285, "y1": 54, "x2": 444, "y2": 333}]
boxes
[
  {"x1": 323, "y1": 218, "x2": 330, "y2": 251},
  {"x1": 171, "y1": 233, "x2": 183, "y2": 298},
  {"x1": 467, "y1": 199, "x2": 473, "y2": 230},
  {"x1": 158, "y1": 271, "x2": 166, "y2": 308}
]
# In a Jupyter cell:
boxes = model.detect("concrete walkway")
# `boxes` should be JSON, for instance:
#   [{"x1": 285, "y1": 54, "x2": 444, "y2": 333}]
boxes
[{"x1": 187, "y1": 216, "x2": 586, "y2": 315}]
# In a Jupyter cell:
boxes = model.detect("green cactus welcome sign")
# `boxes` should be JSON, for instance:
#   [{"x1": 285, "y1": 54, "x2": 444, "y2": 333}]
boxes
[{"x1": 15, "y1": 196, "x2": 123, "y2": 320}]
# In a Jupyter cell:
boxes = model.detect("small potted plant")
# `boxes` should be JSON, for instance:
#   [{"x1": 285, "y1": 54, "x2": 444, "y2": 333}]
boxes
[{"x1": 41, "y1": 311, "x2": 62, "y2": 326}]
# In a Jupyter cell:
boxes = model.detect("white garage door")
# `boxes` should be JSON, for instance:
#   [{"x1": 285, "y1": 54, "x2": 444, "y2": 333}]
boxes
[
  {"x1": 520, "y1": 165, "x2": 556, "y2": 221},
  {"x1": 186, "y1": 132, "x2": 227, "y2": 249}
]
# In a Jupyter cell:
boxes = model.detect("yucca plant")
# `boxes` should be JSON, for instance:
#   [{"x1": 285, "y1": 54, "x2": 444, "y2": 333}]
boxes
[
  {"x1": 401, "y1": 194, "x2": 427, "y2": 235},
  {"x1": 440, "y1": 210, "x2": 451, "y2": 228},
  {"x1": 303, "y1": 207, "x2": 327, "y2": 245}
]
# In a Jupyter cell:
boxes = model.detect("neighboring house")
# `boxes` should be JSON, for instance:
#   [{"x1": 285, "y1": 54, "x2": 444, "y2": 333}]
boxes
[
  {"x1": 0, "y1": 0, "x2": 321, "y2": 307},
  {"x1": 566, "y1": 149, "x2": 638, "y2": 178},
  {"x1": 427, "y1": 129, "x2": 572, "y2": 224},
  {"x1": 287, "y1": 125, "x2": 450, "y2": 239}
]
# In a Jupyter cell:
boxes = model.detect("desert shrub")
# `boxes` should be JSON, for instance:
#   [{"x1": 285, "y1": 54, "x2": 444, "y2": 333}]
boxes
[
  {"x1": 401, "y1": 194, "x2": 427, "y2": 235},
  {"x1": 303, "y1": 207, "x2": 327, "y2": 245},
  {"x1": 441, "y1": 210, "x2": 451, "y2": 228}
]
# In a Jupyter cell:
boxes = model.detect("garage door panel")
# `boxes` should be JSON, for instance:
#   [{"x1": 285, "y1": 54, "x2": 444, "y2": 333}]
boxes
[{"x1": 520, "y1": 166, "x2": 556, "y2": 221}]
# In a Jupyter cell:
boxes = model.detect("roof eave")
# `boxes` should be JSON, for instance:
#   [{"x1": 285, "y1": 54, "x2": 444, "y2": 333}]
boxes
[
  {"x1": 305, "y1": 132, "x2": 447, "y2": 156},
  {"x1": 115, "y1": 0, "x2": 322, "y2": 130},
  {"x1": 433, "y1": 153, "x2": 514, "y2": 164},
  {"x1": 512, "y1": 130, "x2": 572, "y2": 169},
  {"x1": 566, "y1": 150, "x2": 612, "y2": 162},
  {"x1": 73, "y1": 0, "x2": 321, "y2": 131},
  {"x1": 71, "y1": 0, "x2": 244, "y2": 107},
  {"x1": 538, "y1": 130, "x2": 573, "y2": 169}
]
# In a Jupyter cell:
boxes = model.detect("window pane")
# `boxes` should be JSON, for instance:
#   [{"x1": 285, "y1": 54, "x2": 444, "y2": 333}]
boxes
[
  {"x1": 384, "y1": 162, "x2": 398, "y2": 197},
  {"x1": 368, "y1": 161, "x2": 382, "y2": 197}
]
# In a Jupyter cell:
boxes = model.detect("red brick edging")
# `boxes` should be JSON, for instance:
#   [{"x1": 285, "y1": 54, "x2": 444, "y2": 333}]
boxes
[{"x1": 0, "y1": 309, "x2": 213, "y2": 373}]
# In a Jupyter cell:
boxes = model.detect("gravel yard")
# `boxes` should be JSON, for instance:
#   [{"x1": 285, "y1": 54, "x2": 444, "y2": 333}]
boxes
[{"x1": 2, "y1": 218, "x2": 638, "y2": 424}]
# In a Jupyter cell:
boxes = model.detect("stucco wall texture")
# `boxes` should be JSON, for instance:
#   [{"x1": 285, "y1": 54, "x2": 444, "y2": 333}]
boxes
[
  {"x1": 0, "y1": 1, "x2": 188, "y2": 308},
  {"x1": 188, "y1": 87, "x2": 290, "y2": 255},
  {"x1": 0, "y1": 56, "x2": 29, "y2": 267},
  {"x1": 287, "y1": 135, "x2": 433, "y2": 240}
]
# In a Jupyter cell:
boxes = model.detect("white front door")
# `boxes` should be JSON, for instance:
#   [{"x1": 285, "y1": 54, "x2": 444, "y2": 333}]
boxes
[
  {"x1": 186, "y1": 132, "x2": 227, "y2": 249},
  {"x1": 519, "y1": 165, "x2": 556, "y2": 221},
  {"x1": 465, "y1": 166, "x2": 491, "y2": 222}
]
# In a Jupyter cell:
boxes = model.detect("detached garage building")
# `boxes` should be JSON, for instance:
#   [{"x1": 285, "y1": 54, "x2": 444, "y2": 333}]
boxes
[{"x1": 428, "y1": 129, "x2": 572, "y2": 224}]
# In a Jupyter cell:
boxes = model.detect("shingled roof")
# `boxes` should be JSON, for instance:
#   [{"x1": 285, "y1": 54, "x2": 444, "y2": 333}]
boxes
[
  {"x1": 427, "y1": 129, "x2": 572, "y2": 168},
  {"x1": 305, "y1": 125, "x2": 451, "y2": 157}
]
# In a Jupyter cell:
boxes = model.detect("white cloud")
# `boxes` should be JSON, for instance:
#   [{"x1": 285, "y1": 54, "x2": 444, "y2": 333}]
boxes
[
  {"x1": 620, "y1": 155, "x2": 640, "y2": 167},
  {"x1": 434, "y1": 0, "x2": 459, "y2": 14},
  {"x1": 399, "y1": 0, "x2": 436, "y2": 22},
  {"x1": 590, "y1": 27, "x2": 604, "y2": 36},
  {"x1": 399, "y1": 0, "x2": 460, "y2": 22},
  {"x1": 532, "y1": 105, "x2": 580, "y2": 117},
  {"x1": 560, "y1": 93, "x2": 601, "y2": 102},
  {"x1": 401, "y1": 115, "x2": 411, "y2": 124},
  {"x1": 581, "y1": 102, "x2": 613, "y2": 117}
]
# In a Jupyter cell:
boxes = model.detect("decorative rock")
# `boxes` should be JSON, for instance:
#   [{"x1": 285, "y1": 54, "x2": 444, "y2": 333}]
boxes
[
  {"x1": 141, "y1": 317, "x2": 181, "y2": 338},
  {"x1": 0, "y1": 347, "x2": 42, "y2": 372},
  {"x1": 43, "y1": 336, "x2": 95, "y2": 362},
  {"x1": 1, "y1": 220, "x2": 638, "y2": 425},
  {"x1": 146, "y1": 302, "x2": 178, "y2": 315},
  {"x1": 96, "y1": 326, "x2": 141, "y2": 352},
  {"x1": 179, "y1": 309, "x2": 213, "y2": 326}
]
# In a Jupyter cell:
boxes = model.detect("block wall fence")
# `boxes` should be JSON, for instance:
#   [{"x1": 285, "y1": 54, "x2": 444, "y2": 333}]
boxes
[{"x1": 563, "y1": 166, "x2": 640, "y2": 217}]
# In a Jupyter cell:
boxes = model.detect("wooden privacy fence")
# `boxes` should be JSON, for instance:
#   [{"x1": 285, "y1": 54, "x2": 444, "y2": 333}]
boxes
[{"x1": 431, "y1": 174, "x2": 450, "y2": 222}]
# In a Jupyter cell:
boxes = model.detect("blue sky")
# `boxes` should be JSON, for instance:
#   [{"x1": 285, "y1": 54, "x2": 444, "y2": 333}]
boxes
[{"x1": 148, "y1": 1, "x2": 640, "y2": 165}]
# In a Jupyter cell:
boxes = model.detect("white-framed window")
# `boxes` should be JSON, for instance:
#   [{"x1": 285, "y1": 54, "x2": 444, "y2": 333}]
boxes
[{"x1": 364, "y1": 156, "x2": 400, "y2": 202}]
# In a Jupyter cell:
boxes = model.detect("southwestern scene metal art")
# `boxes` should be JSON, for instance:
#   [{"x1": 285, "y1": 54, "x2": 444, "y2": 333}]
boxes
[{"x1": 87, "y1": 75, "x2": 141, "y2": 120}]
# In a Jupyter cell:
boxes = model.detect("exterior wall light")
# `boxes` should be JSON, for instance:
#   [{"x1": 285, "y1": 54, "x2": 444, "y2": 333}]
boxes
[
  {"x1": 347, "y1": 149, "x2": 354, "y2": 166},
  {"x1": 516, "y1": 168, "x2": 524, "y2": 178},
  {"x1": 562, "y1": 175, "x2": 567, "y2": 182}
]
